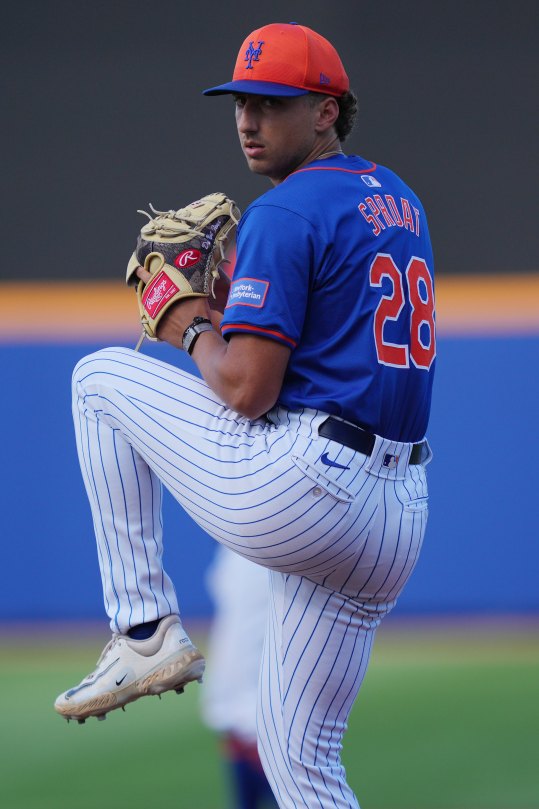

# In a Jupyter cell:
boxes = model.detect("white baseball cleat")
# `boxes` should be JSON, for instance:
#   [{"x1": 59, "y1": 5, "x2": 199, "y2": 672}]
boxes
[{"x1": 54, "y1": 615, "x2": 205, "y2": 722}]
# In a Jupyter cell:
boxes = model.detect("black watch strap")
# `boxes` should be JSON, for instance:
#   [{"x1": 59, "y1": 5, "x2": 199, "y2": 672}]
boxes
[{"x1": 182, "y1": 317, "x2": 213, "y2": 355}]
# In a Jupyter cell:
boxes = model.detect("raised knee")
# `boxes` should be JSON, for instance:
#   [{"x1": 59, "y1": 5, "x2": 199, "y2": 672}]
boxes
[{"x1": 71, "y1": 348, "x2": 121, "y2": 394}]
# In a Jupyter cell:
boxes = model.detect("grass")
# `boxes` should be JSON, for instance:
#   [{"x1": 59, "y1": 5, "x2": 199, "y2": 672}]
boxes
[{"x1": 0, "y1": 621, "x2": 537, "y2": 809}]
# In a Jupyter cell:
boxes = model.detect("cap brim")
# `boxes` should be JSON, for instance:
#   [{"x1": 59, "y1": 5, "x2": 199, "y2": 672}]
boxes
[{"x1": 203, "y1": 80, "x2": 310, "y2": 97}]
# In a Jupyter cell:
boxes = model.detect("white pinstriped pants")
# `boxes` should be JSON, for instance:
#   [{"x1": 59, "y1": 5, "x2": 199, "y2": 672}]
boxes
[{"x1": 72, "y1": 347, "x2": 431, "y2": 809}]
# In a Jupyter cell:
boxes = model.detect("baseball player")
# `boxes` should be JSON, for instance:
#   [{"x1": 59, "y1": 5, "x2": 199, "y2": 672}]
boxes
[{"x1": 55, "y1": 22, "x2": 436, "y2": 809}]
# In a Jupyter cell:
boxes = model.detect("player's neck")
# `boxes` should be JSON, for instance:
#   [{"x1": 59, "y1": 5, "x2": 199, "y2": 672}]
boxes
[
  {"x1": 315, "y1": 149, "x2": 344, "y2": 160},
  {"x1": 313, "y1": 134, "x2": 343, "y2": 162}
]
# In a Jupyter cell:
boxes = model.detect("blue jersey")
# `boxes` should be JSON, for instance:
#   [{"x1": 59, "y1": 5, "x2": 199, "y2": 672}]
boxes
[{"x1": 221, "y1": 154, "x2": 436, "y2": 443}]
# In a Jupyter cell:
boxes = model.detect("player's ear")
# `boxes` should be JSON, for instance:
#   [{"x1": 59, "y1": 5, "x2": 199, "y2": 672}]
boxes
[{"x1": 313, "y1": 96, "x2": 339, "y2": 133}]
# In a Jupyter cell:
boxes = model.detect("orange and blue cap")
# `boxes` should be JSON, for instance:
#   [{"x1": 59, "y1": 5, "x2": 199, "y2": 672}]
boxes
[{"x1": 203, "y1": 22, "x2": 349, "y2": 98}]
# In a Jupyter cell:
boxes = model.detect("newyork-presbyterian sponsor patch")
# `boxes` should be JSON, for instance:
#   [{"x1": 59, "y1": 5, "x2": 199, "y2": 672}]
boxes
[{"x1": 226, "y1": 278, "x2": 269, "y2": 308}]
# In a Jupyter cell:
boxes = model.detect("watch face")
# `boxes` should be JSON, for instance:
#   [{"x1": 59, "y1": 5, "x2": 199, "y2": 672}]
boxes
[
  {"x1": 183, "y1": 319, "x2": 212, "y2": 355},
  {"x1": 182, "y1": 328, "x2": 196, "y2": 352}
]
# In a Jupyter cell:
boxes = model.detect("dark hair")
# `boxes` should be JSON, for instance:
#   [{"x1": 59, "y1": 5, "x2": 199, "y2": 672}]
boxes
[
  {"x1": 335, "y1": 90, "x2": 358, "y2": 142},
  {"x1": 307, "y1": 90, "x2": 358, "y2": 142}
]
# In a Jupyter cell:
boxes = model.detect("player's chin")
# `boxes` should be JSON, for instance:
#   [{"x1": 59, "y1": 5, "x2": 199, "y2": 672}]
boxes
[
  {"x1": 243, "y1": 153, "x2": 267, "y2": 173},
  {"x1": 244, "y1": 156, "x2": 284, "y2": 184}
]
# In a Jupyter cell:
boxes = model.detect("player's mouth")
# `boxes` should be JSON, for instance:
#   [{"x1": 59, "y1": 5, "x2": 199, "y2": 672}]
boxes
[{"x1": 243, "y1": 141, "x2": 265, "y2": 158}]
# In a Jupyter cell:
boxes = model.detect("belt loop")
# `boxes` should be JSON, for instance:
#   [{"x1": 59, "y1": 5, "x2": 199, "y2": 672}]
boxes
[
  {"x1": 365, "y1": 437, "x2": 409, "y2": 479},
  {"x1": 415, "y1": 439, "x2": 434, "y2": 466}
]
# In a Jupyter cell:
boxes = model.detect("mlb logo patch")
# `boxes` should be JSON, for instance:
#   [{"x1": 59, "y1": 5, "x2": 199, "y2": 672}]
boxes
[
  {"x1": 361, "y1": 175, "x2": 382, "y2": 188},
  {"x1": 382, "y1": 453, "x2": 399, "y2": 469},
  {"x1": 227, "y1": 278, "x2": 269, "y2": 308}
]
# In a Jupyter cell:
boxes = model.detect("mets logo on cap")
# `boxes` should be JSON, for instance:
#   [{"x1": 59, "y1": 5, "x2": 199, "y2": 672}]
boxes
[{"x1": 245, "y1": 40, "x2": 264, "y2": 69}]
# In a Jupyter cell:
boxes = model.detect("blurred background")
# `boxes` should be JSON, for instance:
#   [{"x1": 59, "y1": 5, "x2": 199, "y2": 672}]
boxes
[{"x1": 1, "y1": 1, "x2": 538, "y2": 808}]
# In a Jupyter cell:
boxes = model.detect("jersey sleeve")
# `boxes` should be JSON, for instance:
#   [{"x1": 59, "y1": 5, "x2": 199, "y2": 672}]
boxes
[{"x1": 220, "y1": 203, "x2": 318, "y2": 349}]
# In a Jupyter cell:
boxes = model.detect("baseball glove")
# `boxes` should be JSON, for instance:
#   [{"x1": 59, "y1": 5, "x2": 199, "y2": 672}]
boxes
[{"x1": 126, "y1": 192, "x2": 240, "y2": 350}]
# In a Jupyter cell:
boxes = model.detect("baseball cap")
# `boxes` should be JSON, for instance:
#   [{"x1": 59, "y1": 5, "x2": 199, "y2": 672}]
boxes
[{"x1": 203, "y1": 22, "x2": 349, "y2": 98}]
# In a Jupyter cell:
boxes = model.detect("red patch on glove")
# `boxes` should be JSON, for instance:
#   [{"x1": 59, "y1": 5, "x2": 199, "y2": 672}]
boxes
[
  {"x1": 174, "y1": 249, "x2": 201, "y2": 269},
  {"x1": 142, "y1": 270, "x2": 180, "y2": 318}
]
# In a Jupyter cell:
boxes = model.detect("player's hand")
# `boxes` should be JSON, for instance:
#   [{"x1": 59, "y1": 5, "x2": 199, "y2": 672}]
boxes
[
  {"x1": 136, "y1": 267, "x2": 230, "y2": 336},
  {"x1": 135, "y1": 265, "x2": 219, "y2": 347},
  {"x1": 209, "y1": 266, "x2": 231, "y2": 315}
]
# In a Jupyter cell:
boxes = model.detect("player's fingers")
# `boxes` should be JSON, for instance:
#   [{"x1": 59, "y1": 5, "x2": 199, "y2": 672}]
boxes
[{"x1": 135, "y1": 266, "x2": 152, "y2": 283}]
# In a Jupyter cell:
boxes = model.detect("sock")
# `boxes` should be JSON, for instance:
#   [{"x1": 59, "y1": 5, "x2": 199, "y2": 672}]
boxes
[
  {"x1": 224, "y1": 734, "x2": 277, "y2": 809},
  {"x1": 127, "y1": 619, "x2": 161, "y2": 640},
  {"x1": 229, "y1": 759, "x2": 277, "y2": 809}
]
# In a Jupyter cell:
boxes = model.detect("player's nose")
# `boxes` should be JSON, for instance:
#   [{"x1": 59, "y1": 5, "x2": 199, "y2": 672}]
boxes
[{"x1": 236, "y1": 100, "x2": 260, "y2": 134}]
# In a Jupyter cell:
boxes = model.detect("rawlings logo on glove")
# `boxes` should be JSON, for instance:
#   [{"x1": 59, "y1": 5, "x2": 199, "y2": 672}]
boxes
[
  {"x1": 143, "y1": 271, "x2": 180, "y2": 317},
  {"x1": 126, "y1": 192, "x2": 240, "y2": 350},
  {"x1": 175, "y1": 249, "x2": 201, "y2": 269}
]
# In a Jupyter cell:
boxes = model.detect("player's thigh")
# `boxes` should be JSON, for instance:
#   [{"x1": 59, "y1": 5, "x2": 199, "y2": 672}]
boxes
[
  {"x1": 180, "y1": 452, "x2": 372, "y2": 579},
  {"x1": 71, "y1": 347, "x2": 283, "y2": 497},
  {"x1": 72, "y1": 347, "x2": 258, "y2": 440}
]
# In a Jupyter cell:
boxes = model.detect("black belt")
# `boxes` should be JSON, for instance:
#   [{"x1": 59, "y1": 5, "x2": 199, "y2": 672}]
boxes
[{"x1": 319, "y1": 417, "x2": 424, "y2": 465}]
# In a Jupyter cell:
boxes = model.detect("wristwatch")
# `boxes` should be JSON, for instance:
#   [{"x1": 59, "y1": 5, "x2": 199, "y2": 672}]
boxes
[{"x1": 182, "y1": 316, "x2": 213, "y2": 355}]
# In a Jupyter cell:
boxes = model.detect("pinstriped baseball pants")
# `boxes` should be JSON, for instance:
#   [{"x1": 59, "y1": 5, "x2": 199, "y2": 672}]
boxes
[{"x1": 72, "y1": 347, "x2": 431, "y2": 809}]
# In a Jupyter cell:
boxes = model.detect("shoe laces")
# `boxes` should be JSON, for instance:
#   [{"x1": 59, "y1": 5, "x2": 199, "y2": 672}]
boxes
[{"x1": 91, "y1": 634, "x2": 122, "y2": 673}]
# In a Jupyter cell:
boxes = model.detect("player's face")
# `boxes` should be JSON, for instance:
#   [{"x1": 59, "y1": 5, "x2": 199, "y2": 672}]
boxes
[{"x1": 234, "y1": 94, "x2": 324, "y2": 185}]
